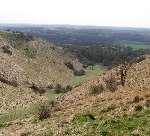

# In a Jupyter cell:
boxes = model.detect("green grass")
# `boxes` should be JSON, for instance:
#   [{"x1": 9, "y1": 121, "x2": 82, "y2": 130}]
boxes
[
  {"x1": 63, "y1": 109, "x2": 150, "y2": 136},
  {"x1": 70, "y1": 64, "x2": 107, "y2": 86}
]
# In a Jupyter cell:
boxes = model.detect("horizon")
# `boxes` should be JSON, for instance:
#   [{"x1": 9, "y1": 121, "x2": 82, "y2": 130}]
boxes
[{"x1": 0, "y1": 23, "x2": 150, "y2": 30}]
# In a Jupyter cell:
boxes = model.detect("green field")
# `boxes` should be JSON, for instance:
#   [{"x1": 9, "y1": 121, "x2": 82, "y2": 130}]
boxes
[
  {"x1": 70, "y1": 64, "x2": 107, "y2": 86},
  {"x1": 125, "y1": 44, "x2": 150, "y2": 50},
  {"x1": 120, "y1": 40, "x2": 150, "y2": 50}
]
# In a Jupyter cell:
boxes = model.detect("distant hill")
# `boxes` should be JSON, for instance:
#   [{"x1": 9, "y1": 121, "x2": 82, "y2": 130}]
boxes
[{"x1": 0, "y1": 24, "x2": 150, "y2": 47}]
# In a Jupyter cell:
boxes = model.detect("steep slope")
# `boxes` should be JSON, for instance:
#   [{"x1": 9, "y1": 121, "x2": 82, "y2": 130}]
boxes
[
  {"x1": 0, "y1": 31, "x2": 84, "y2": 87},
  {"x1": 0, "y1": 31, "x2": 84, "y2": 114},
  {"x1": 57, "y1": 55, "x2": 150, "y2": 115},
  {"x1": 0, "y1": 55, "x2": 149, "y2": 136}
]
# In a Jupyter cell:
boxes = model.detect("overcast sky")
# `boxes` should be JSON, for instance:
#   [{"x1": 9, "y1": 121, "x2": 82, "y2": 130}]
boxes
[{"x1": 0, "y1": 0, "x2": 150, "y2": 27}]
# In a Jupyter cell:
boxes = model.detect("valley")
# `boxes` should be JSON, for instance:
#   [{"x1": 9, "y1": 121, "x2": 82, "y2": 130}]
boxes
[{"x1": 0, "y1": 26, "x2": 149, "y2": 136}]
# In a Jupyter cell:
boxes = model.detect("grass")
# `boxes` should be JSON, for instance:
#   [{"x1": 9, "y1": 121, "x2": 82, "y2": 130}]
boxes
[
  {"x1": 70, "y1": 64, "x2": 107, "y2": 86},
  {"x1": 63, "y1": 109, "x2": 150, "y2": 136}
]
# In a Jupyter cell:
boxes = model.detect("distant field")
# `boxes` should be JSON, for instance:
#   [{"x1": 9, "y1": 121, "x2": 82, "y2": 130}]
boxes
[
  {"x1": 120, "y1": 41, "x2": 150, "y2": 50},
  {"x1": 70, "y1": 64, "x2": 107, "y2": 86},
  {"x1": 125, "y1": 44, "x2": 150, "y2": 50}
]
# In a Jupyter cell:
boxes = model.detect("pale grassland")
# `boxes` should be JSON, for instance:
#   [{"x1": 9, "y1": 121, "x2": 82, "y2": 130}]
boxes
[{"x1": 70, "y1": 64, "x2": 107, "y2": 86}]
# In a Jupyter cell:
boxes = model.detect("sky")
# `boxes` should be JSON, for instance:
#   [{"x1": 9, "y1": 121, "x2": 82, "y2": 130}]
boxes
[{"x1": 0, "y1": 0, "x2": 150, "y2": 28}]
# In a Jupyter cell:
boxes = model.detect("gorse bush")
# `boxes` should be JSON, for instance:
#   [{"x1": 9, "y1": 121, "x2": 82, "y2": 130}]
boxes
[{"x1": 90, "y1": 84, "x2": 104, "y2": 94}]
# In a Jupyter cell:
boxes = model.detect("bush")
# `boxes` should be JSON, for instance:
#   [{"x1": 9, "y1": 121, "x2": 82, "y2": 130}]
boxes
[
  {"x1": 64, "y1": 85, "x2": 72, "y2": 92},
  {"x1": 2, "y1": 46, "x2": 12, "y2": 55},
  {"x1": 54, "y1": 84, "x2": 64, "y2": 94},
  {"x1": 47, "y1": 84, "x2": 53, "y2": 89},
  {"x1": 30, "y1": 84, "x2": 46, "y2": 95},
  {"x1": 134, "y1": 105, "x2": 143, "y2": 111},
  {"x1": 104, "y1": 75, "x2": 117, "y2": 92},
  {"x1": 74, "y1": 69, "x2": 85, "y2": 76},
  {"x1": 145, "y1": 100, "x2": 150, "y2": 107},
  {"x1": 24, "y1": 47, "x2": 37, "y2": 58},
  {"x1": 38, "y1": 104, "x2": 50, "y2": 120},
  {"x1": 90, "y1": 84, "x2": 104, "y2": 94},
  {"x1": 65, "y1": 61, "x2": 85, "y2": 76},
  {"x1": 133, "y1": 96, "x2": 140, "y2": 103}
]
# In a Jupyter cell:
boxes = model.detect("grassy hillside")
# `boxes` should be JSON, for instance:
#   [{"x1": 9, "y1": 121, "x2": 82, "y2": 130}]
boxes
[
  {"x1": 0, "y1": 30, "x2": 150, "y2": 136},
  {"x1": 70, "y1": 64, "x2": 107, "y2": 86},
  {"x1": 0, "y1": 31, "x2": 106, "y2": 129},
  {"x1": 0, "y1": 31, "x2": 86, "y2": 87},
  {"x1": 0, "y1": 54, "x2": 149, "y2": 135}
]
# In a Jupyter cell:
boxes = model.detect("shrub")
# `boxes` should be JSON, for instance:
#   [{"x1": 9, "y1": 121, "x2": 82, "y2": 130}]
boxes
[
  {"x1": 74, "y1": 69, "x2": 85, "y2": 76},
  {"x1": 64, "y1": 85, "x2": 72, "y2": 92},
  {"x1": 133, "y1": 96, "x2": 140, "y2": 103},
  {"x1": 90, "y1": 84, "x2": 104, "y2": 94},
  {"x1": 30, "y1": 84, "x2": 46, "y2": 95},
  {"x1": 134, "y1": 105, "x2": 143, "y2": 111},
  {"x1": 54, "y1": 84, "x2": 72, "y2": 94},
  {"x1": 20, "y1": 132, "x2": 31, "y2": 136},
  {"x1": 145, "y1": 100, "x2": 150, "y2": 107},
  {"x1": 65, "y1": 61, "x2": 85, "y2": 76},
  {"x1": 47, "y1": 84, "x2": 53, "y2": 89},
  {"x1": 54, "y1": 84, "x2": 64, "y2": 94},
  {"x1": 2, "y1": 46, "x2": 12, "y2": 55},
  {"x1": 104, "y1": 75, "x2": 117, "y2": 92},
  {"x1": 38, "y1": 104, "x2": 50, "y2": 120},
  {"x1": 64, "y1": 62, "x2": 74, "y2": 70},
  {"x1": 24, "y1": 47, "x2": 37, "y2": 58},
  {"x1": 134, "y1": 55, "x2": 145, "y2": 63}
]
